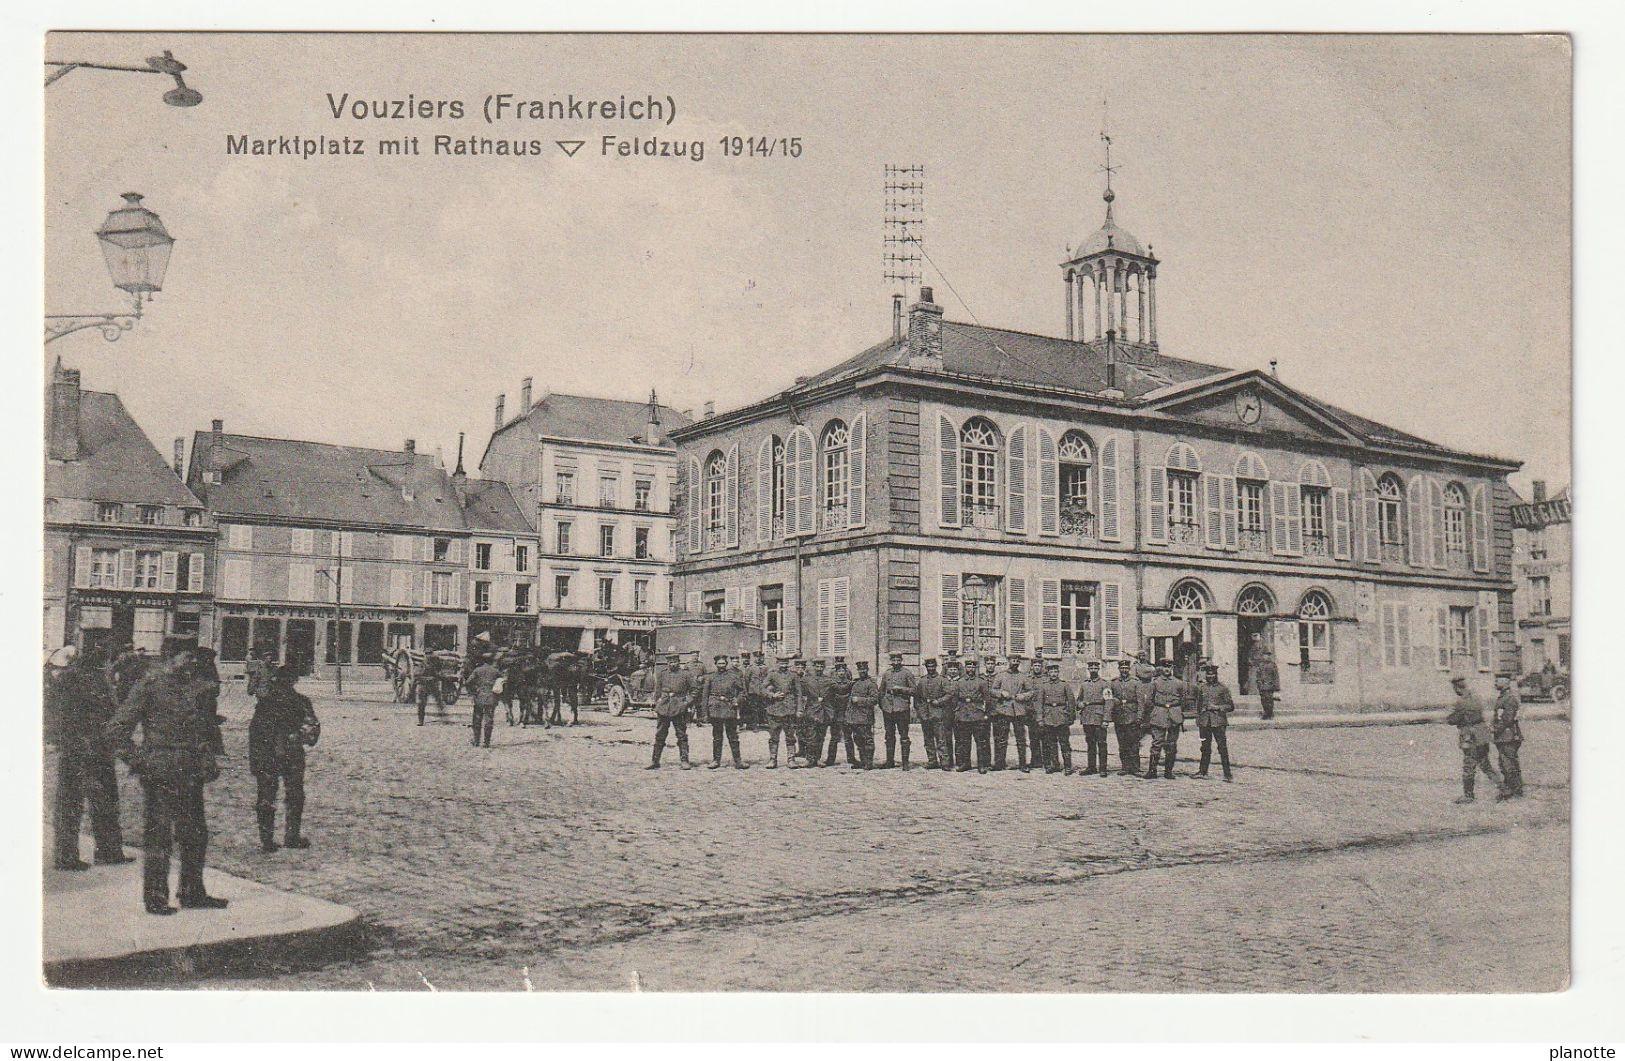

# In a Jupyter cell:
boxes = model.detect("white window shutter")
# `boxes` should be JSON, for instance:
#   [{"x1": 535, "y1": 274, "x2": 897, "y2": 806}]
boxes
[
  {"x1": 1006, "y1": 425, "x2": 1028, "y2": 534},
  {"x1": 1146, "y1": 466, "x2": 1168, "y2": 545},
  {"x1": 756, "y1": 436, "x2": 774, "y2": 542},
  {"x1": 1332, "y1": 488, "x2": 1351, "y2": 559},
  {"x1": 686, "y1": 589, "x2": 701, "y2": 616},
  {"x1": 1007, "y1": 576, "x2": 1027, "y2": 657},
  {"x1": 742, "y1": 587, "x2": 758, "y2": 626},
  {"x1": 390, "y1": 568, "x2": 407, "y2": 607},
  {"x1": 1037, "y1": 427, "x2": 1059, "y2": 536},
  {"x1": 724, "y1": 585, "x2": 740, "y2": 620},
  {"x1": 1428, "y1": 479, "x2": 1446, "y2": 568},
  {"x1": 160, "y1": 551, "x2": 178, "y2": 592},
  {"x1": 1473, "y1": 602, "x2": 1491, "y2": 670},
  {"x1": 783, "y1": 580, "x2": 799, "y2": 654},
  {"x1": 687, "y1": 457, "x2": 702, "y2": 554},
  {"x1": 74, "y1": 546, "x2": 91, "y2": 589},
  {"x1": 1380, "y1": 603, "x2": 1396, "y2": 668},
  {"x1": 1203, "y1": 473, "x2": 1223, "y2": 549},
  {"x1": 1470, "y1": 483, "x2": 1490, "y2": 573},
  {"x1": 817, "y1": 579, "x2": 832, "y2": 657},
  {"x1": 1285, "y1": 485, "x2": 1304, "y2": 555},
  {"x1": 792, "y1": 427, "x2": 816, "y2": 537},
  {"x1": 1435, "y1": 605, "x2": 1450, "y2": 669},
  {"x1": 725, "y1": 443, "x2": 740, "y2": 549},
  {"x1": 118, "y1": 548, "x2": 136, "y2": 590},
  {"x1": 1397, "y1": 605, "x2": 1413, "y2": 667},
  {"x1": 832, "y1": 577, "x2": 850, "y2": 656},
  {"x1": 1477, "y1": 591, "x2": 1496, "y2": 671},
  {"x1": 1099, "y1": 438, "x2": 1120, "y2": 541},
  {"x1": 939, "y1": 573, "x2": 961, "y2": 656},
  {"x1": 1102, "y1": 581, "x2": 1122, "y2": 659},
  {"x1": 1040, "y1": 578, "x2": 1061, "y2": 655},
  {"x1": 1221, "y1": 475, "x2": 1238, "y2": 550},
  {"x1": 938, "y1": 414, "x2": 960, "y2": 529},
  {"x1": 1406, "y1": 476, "x2": 1427, "y2": 567},
  {"x1": 1360, "y1": 469, "x2": 1381, "y2": 563},
  {"x1": 1269, "y1": 481, "x2": 1288, "y2": 554},
  {"x1": 848, "y1": 412, "x2": 867, "y2": 529}
]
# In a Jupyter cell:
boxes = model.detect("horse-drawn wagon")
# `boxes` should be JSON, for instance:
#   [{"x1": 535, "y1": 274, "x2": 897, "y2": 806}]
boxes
[{"x1": 383, "y1": 647, "x2": 465, "y2": 705}]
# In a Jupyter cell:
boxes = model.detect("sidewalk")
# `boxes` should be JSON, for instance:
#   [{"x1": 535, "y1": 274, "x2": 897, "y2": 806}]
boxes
[
  {"x1": 1226, "y1": 702, "x2": 1569, "y2": 731},
  {"x1": 44, "y1": 847, "x2": 361, "y2": 986}
]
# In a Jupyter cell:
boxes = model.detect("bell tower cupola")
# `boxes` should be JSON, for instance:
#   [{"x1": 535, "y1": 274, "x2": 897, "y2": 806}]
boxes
[{"x1": 1061, "y1": 129, "x2": 1159, "y2": 362}]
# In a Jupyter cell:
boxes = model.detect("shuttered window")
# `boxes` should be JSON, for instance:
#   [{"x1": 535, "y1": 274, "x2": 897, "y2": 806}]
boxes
[
  {"x1": 1101, "y1": 582, "x2": 1122, "y2": 659},
  {"x1": 1006, "y1": 425, "x2": 1028, "y2": 534},
  {"x1": 1037, "y1": 426, "x2": 1059, "y2": 536},
  {"x1": 1098, "y1": 437, "x2": 1121, "y2": 541},
  {"x1": 1039, "y1": 578, "x2": 1061, "y2": 656},
  {"x1": 938, "y1": 414, "x2": 960, "y2": 528},
  {"x1": 848, "y1": 412, "x2": 867, "y2": 529},
  {"x1": 939, "y1": 573, "x2": 961, "y2": 655},
  {"x1": 1007, "y1": 577, "x2": 1027, "y2": 656}
]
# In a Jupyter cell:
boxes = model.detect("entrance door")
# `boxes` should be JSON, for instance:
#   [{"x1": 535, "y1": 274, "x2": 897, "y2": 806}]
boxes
[
  {"x1": 1237, "y1": 616, "x2": 1268, "y2": 694},
  {"x1": 285, "y1": 619, "x2": 317, "y2": 675},
  {"x1": 1173, "y1": 619, "x2": 1204, "y2": 684}
]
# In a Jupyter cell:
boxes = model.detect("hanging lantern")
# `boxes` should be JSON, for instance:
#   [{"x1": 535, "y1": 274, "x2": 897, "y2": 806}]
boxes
[{"x1": 96, "y1": 193, "x2": 173, "y2": 299}]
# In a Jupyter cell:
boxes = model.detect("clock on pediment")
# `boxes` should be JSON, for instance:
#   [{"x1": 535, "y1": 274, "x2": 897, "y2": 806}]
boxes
[{"x1": 1235, "y1": 390, "x2": 1262, "y2": 425}]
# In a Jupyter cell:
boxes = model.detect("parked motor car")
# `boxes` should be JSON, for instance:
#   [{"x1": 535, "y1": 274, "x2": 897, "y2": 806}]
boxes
[{"x1": 1518, "y1": 668, "x2": 1569, "y2": 703}]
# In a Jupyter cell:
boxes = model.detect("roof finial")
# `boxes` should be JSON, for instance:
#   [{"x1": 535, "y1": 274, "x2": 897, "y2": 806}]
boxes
[{"x1": 1099, "y1": 96, "x2": 1119, "y2": 219}]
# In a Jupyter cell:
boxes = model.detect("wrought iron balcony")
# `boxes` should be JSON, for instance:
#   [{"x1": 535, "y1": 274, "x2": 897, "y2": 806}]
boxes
[
  {"x1": 821, "y1": 503, "x2": 849, "y2": 532},
  {"x1": 1304, "y1": 533, "x2": 1330, "y2": 558},
  {"x1": 1060, "y1": 503, "x2": 1097, "y2": 539},
  {"x1": 1170, "y1": 520, "x2": 1200, "y2": 545},
  {"x1": 964, "y1": 503, "x2": 1001, "y2": 530},
  {"x1": 1238, "y1": 528, "x2": 1267, "y2": 554}
]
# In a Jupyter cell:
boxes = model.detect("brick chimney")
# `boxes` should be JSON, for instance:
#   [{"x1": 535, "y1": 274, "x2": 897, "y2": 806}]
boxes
[
  {"x1": 494, "y1": 393, "x2": 506, "y2": 429},
  {"x1": 1532, "y1": 480, "x2": 1547, "y2": 502},
  {"x1": 48, "y1": 364, "x2": 82, "y2": 462},
  {"x1": 521, "y1": 377, "x2": 533, "y2": 412},
  {"x1": 402, "y1": 439, "x2": 418, "y2": 503},
  {"x1": 404, "y1": 439, "x2": 415, "y2": 454},
  {"x1": 907, "y1": 287, "x2": 944, "y2": 368},
  {"x1": 173, "y1": 438, "x2": 185, "y2": 477}
]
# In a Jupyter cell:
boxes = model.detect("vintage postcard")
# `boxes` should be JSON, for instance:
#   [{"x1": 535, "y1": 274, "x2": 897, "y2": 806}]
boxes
[{"x1": 39, "y1": 31, "x2": 1571, "y2": 997}]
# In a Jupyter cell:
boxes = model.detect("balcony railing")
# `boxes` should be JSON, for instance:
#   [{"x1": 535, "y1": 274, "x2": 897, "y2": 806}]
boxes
[
  {"x1": 1060, "y1": 503, "x2": 1097, "y2": 539},
  {"x1": 1170, "y1": 520, "x2": 1200, "y2": 545},
  {"x1": 1381, "y1": 541, "x2": 1406, "y2": 563},
  {"x1": 1238, "y1": 528, "x2": 1267, "y2": 554},
  {"x1": 964, "y1": 502, "x2": 1001, "y2": 530},
  {"x1": 1304, "y1": 532, "x2": 1330, "y2": 558},
  {"x1": 704, "y1": 527, "x2": 727, "y2": 551},
  {"x1": 1446, "y1": 546, "x2": 1470, "y2": 571},
  {"x1": 821, "y1": 503, "x2": 849, "y2": 531}
]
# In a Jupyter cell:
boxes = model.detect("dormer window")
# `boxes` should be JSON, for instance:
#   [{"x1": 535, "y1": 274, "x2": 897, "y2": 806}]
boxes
[{"x1": 96, "y1": 503, "x2": 122, "y2": 523}]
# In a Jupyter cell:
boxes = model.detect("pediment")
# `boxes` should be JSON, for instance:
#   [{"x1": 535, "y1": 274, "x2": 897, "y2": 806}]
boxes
[{"x1": 1144, "y1": 373, "x2": 1361, "y2": 444}]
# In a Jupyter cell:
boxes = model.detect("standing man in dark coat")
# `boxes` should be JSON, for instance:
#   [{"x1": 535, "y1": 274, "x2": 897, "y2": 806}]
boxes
[
  {"x1": 703, "y1": 654, "x2": 749, "y2": 770},
  {"x1": 193, "y1": 647, "x2": 225, "y2": 756},
  {"x1": 1142, "y1": 660, "x2": 1187, "y2": 781},
  {"x1": 1444, "y1": 674, "x2": 1508, "y2": 803},
  {"x1": 1109, "y1": 659, "x2": 1141, "y2": 776},
  {"x1": 47, "y1": 646, "x2": 131, "y2": 871},
  {"x1": 1075, "y1": 659, "x2": 1112, "y2": 777},
  {"x1": 878, "y1": 652, "x2": 917, "y2": 770},
  {"x1": 1492, "y1": 674, "x2": 1525, "y2": 798},
  {"x1": 913, "y1": 658, "x2": 946, "y2": 769},
  {"x1": 797, "y1": 659, "x2": 834, "y2": 768},
  {"x1": 105, "y1": 638, "x2": 226, "y2": 915},
  {"x1": 763, "y1": 656, "x2": 800, "y2": 768},
  {"x1": 990, "y1": 655, "x2": 1032, "y2": 771},
  {"x1": 249, "y1": 663, "x2": 320, "y2": 852},
  {"x1": 1250, "y1": 634, "x2": 1281, "y2": 720},
  {"x1": 467, "y1": 656, "x2": 502, "y2": 748},
  {"x1": 648, "y1": 653, "x2": 697, "y2": 769},
  {"x1": 416, "y1": 650, "x2": 445, "y2": 726},
  {"x1": 823, "y1": 657, "x2": 854, "y2": 767},
  {"x1": 953, "y1": 658, "x2": 992, "y2": 773},
  {"x1": 1193, "y1": 661, "x2": 1236, "y2": 781},
  {"x1": 844, "y1": 661, "x2": 880, "y2": 770},
  {"x1": 929, "y1": 655, "x2": 963, "y2": 770},
  {"x1": 111, "y1": 643, "x2": 148, "y2": 704},
  {"x1": 1033, "y1": 660, "x2": 1077, "y2": 774}
]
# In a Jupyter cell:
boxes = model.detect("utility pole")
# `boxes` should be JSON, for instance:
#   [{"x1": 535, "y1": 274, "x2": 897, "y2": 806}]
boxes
[{"x1": 320, "y1": 543, "x2": 346, "y2": 695}]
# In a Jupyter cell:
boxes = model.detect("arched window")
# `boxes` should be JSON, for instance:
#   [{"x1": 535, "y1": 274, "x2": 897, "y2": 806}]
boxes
[
  {"x1": 1059, "y1": 430, "x2": 1094, "y2": 535},
  {"x1": 1443, "y1": 482, "x2": 1469, "y2": 564},
  {"x1": 1236, "y1": 584, "x2": 1275, "y2": 616},
  {"x1": 821, "y1": 420, "x2": 850, "y2": 529},
  {"x1": 960, "y1": 417, "x2": 1001, "y2": 529},
  {"x1": 703, "y1": 451, "x2": 727, "y2": 547},
  {"x1": 1377, "y1": 473, "x2": 1405, "y2": 549},
  {"x1": 1299, "y1": 461, "x2": 1332, "y2": 557},
  {"x1": 1169, "y1": 580, "x2": 1209, "y2": 614},
  {"x1": 1297, "y1": 590, "x2": 1333, "y2": 667},
  {"x1": 1234, "y1": 453, "x2": 1269, "y2": 549}
]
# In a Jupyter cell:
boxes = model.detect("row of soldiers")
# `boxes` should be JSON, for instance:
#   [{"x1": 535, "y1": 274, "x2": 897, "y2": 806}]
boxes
[{"x1": 645, "y1": 650, "x2": 1238, "y2": 780}]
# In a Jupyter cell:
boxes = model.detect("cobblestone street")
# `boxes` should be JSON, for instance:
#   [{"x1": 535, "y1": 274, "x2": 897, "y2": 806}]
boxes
[{"x1": 70, "y1": 688, "x2": 1569, "y2": 991}]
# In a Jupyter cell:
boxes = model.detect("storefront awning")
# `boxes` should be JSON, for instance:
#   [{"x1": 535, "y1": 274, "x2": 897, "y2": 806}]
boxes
[{"x1": 1142, "y1": 615, "x2": 1195, "y2": 640}]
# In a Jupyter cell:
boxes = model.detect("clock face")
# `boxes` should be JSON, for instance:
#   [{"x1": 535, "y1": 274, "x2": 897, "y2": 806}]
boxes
[{"x1": 1235, "y1": 391, "x2": 1262, "y2": 425}]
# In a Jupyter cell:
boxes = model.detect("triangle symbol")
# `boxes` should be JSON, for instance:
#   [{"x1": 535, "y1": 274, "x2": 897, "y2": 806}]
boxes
[{"x1": 556, "y1": 140, "x2": 586, "y2": 158}]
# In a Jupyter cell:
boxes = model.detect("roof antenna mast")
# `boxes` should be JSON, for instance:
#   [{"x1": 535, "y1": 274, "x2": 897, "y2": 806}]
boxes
[{"x1": 883, "y1": 164, "x2": 925, "y2": 339}]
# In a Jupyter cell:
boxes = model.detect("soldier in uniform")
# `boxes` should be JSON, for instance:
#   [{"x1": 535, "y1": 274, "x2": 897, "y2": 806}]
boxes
[
  {"x1": 797, "y1": 659, "x2": 834, "y2": 768},
  {"x1": 1034, "y1": 660, "x2": 1077, "y2": 773},
  {"x1": 647, "y1": 654, "x2": 697, "y2": 770},
  {"x1": 878, "y1": 652, "x2": 917, "y2": 769},
  {"x1": 1251, "y1": 634, "x2": 1281, "y2": 720},
  {"x1": 1444, "y1": 674, "x2": 1508, "y2": 803},
  {"x1": 824, "y1": 657, "x2": 854, "y2": 767},
  {"x1": 788, "y1": 657, "x2": 813, "y2": 765},
  {"x1": 244, "y1": 649, "x2": 273, "y2": 700},
  {"x1": 111, "y1": 643, "x2": 149, "y2": 704},
  {"x1": 932, "y1": 655, "x2": 964, "y2": 770},
  {"x1": 1109, "y1": 659, "x2": 1141, "y2": 776},
  {"x1": 953, "y1": 658, "x2": 992, "y2": 773},
  {"x1": 845, "y1": 661, "x2": 880, "y2": 769},
  {"x1": 744, "y1": 651, "x2": 770, "y2": 729},
  {"x1": 687, "y1": 653, "x2": 710, "y2": 726},
  {"x1": 762, "y1": 656, "x2": 800, "y2": 768},
  {"x1": 1492, "y1": 674, "x2": 1525, "y2": 798},
  {"x1": 106, "y1": 638, "x2": 227, "y2": 915},
  {"x1": 249, "y1": 663, "x2": 321, "y2": 852},
  {"x1": 990, "y1": 655, "x2": 1033, "y2": 771},
  {"x1": 1142, "y1": 660, "x2": 1187, "y2": 780},
  {"x1": 703, "y1": 654, "x2": 750, "y2": 770},
  {"x1": 1131, "y1": 657, "x2": 1158, "y2": 772},
  {"x1": 1193, "y1": 661, "x2": 1236, "y2": 781},
  {"x1": 467, "y1": 655, "x2": 502, "y2": 748},
  {"x1": 1075, "y1": 659, "x2": 1112, "y2": 777},
  {"x1": 48, "y1": 646, "x2": 130, "y2": 871},
  {"x1": 416, "y1": 650, "x2": 446, "y2": 726},
  {"x1": 913, "y1": 658, "x2": 946, "y2": 769}
]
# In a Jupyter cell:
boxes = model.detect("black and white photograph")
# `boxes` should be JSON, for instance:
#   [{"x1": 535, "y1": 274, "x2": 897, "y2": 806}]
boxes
[{"x1": 21, "y1": 21, "x2": 1607, "y2": 1040}]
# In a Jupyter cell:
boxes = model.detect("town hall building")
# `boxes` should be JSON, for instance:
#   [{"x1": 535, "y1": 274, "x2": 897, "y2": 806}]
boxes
[{"x1": 670, "y1": 179, "x2": 1519, "y2": 710}]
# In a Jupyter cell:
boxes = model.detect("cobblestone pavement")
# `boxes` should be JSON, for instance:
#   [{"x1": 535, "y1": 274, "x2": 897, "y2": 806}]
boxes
[{"x1": 64, "y1": 691, "x2": 1569, "y2": 991}]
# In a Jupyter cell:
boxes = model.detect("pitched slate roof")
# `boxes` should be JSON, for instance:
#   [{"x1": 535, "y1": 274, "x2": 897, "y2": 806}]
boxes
[
  {"x1": 191, "y1": 432, "x2": 530, "y2": 533},
  {"x1": 46, "y1": 390, "x2": 202, "y2": 507},
  {"x1": 491, "y1": 392, "x2": 692, "y2": 448}
]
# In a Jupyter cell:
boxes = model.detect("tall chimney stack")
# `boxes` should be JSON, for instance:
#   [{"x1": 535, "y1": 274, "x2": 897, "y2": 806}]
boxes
[
  {"x1": 404, "y1": 439, "x2": 415, "y2": 454},
  {"x1": 1532, "y1": 480, "x2": 1547, "y2": 503},
  {"x1": 173, "y1": 438, "x2": 185, "y2": 477},
  {"x1": 907, "y1": 287, "x2": 944, "y2": 367},
  {"x1": 645, "y1": 389, "x2": 662, "y2": 446},
  {"x1": 892, "y1": 293, "x2": 904, "y2": 343},
  {"x1": 48, "y1": 364, "x2": 82, "y2": 462},
  {"x1": 494, "y1": 393, "x2": 506, "y2": 429},
  {"x1": 521, "y1": 377, "x2": 533, "y2": 412}
]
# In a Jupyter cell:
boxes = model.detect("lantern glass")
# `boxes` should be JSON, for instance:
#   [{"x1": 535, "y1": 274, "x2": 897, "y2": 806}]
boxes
[{"x1": 95, "y1": 193, "x2": 174, "y2": 295}]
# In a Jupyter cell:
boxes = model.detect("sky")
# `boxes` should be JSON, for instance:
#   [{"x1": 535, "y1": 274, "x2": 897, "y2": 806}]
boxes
[{"x1": 44, "y1": 33, "x2": 1570, "y2": 492}]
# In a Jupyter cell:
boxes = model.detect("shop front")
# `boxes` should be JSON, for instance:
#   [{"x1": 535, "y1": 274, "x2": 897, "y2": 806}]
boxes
[
  {"x1": 71, "y1": 589, "x2": 211, "y2": 658},
  {"x1": 468, "y1": 612, "x2": 537, "y2": 649},
  {"x1": 214, "y1": 603, "x2": 462, "y2": 677}
]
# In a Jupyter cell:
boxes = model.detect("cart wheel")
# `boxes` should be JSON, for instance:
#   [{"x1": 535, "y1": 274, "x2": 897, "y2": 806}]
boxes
[
  {"x1": 609, "y1": 684, "x2": 628, "y2": 716},
  {"x1": 1550, "y1": 682, "x2": 1568, "y2": 702}
]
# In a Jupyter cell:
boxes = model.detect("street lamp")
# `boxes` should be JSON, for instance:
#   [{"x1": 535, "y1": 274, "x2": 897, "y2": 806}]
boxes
[
  {"x1": 45, "y1": 50, "x2": 202, "y2": 107},
  {"x1": 45, "y1": 193, "x2": 175, "y2": 344},
  {"x1": 959, "y1": 574, "x2": 994, "y2": 661}
]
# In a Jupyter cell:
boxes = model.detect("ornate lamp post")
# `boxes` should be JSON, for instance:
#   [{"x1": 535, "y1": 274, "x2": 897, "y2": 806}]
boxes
[
  {"x1": 45, "y1": 193, "x2": 175, "y2": 344},
  {"x1": 45, "y1": 50, "x2": 202, "y2": 107},
  {"x1": 959, "y1": 574, "x2": 995, "y2": 661}
]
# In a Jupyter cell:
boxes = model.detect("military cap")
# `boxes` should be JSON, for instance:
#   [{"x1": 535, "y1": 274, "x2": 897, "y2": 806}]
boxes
[
  {"x1": 665, "y1": 653, "x2": 683, "y2": 663},
  {"x1": 1086, "y1": 659, "x2": 1102, "y2": 669},
  {"x1": 714, "y1": 654, "x2": 730, "y2": 664},
  {"x1": 833, "y1": 656, "x2": 847, "y2": 665},
  {"x1": 924, "y1": 657, "x2": 939, "y2": 668},
  {"x1": 888, "y1": 651, "x2": 904, "y2": 661},
  {"x1": 793, "y1": 657, "x2": 808, "y2": 667},
  {"x1": 944, "y1": 657, "x2": 964, "y2": 671},
  {"x1": 813, "y1": 658, "x2": 827, "y2": 668},
  {"x1": 856, "y1": 660, "x2": 871, "y2": 671}
]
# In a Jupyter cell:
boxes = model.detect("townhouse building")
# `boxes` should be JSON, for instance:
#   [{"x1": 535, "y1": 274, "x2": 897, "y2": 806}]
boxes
[
  {"x1": 478, "y1": 384, "x2": 690, "y2": 653},
  {"x1": 187, "y1": 423, "x2": 535, "y2": 678},
  {"x1": 1510, "y1": 481, "x2": 1571, "y2": 675},
  {"x1": 671, "y1": 184, "x2": 1519, "y2": 709},
  {"x1": 44, "y1": 361, "x2": 215, "y2": 656}
]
